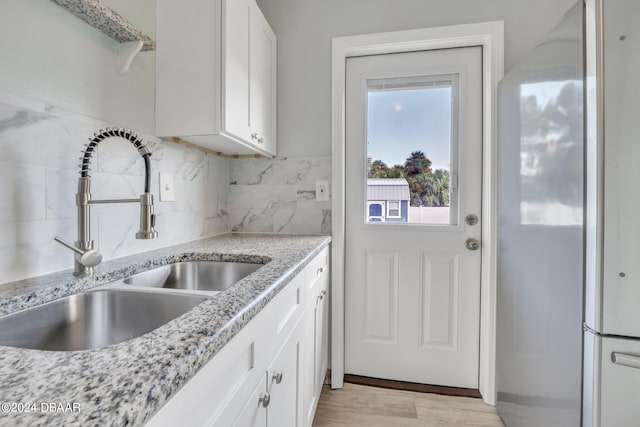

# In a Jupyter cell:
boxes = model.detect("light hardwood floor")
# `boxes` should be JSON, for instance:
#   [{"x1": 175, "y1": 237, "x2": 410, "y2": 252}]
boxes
[{"x1": 312, "y1": 383, "x2": 505, "y2": 427}]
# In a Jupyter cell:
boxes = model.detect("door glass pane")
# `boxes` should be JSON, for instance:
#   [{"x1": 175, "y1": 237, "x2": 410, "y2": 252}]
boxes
[{"x1": 366, "y1": 75, "x2": 458, "y2": 225}]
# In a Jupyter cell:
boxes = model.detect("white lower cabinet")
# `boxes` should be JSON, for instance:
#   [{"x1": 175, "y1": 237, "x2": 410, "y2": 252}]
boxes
[
  {"x1": 231, "y1": 376, "x2": 267, "y2": 427},
  {"x1": 146, "y1": 247, "x2": 329, "y2": 427},
  {"x1": 302, "y1": 257, "x2": 330, "y2": 427},
  {"x1": 266, "y1": 329, "x2": 302, "y2": 427}
]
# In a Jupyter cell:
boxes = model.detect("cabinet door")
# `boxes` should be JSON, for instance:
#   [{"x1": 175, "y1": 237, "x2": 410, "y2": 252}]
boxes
[
  {"x1": 249, "y1": 1, "x2": 277, "y2": 155},
  {"x1": 223, "y1": 0, "x2": 251, "y2": 143},
  {"x1": 230, "y1": 374, "x2": 268, "y2": 427},
  {"x1": 302, "y1": 300, "x2": 318, "y2": 427},
  {"x1": 315, "y1": 278, "x2": 329, "y2": 393},
  {"x1": 267, "y1": 329, "x2": 302, "y2": 427}
]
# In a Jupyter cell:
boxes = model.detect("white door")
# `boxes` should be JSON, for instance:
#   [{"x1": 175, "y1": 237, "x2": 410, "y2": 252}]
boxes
[{"x1": 345, "y1": 47, "x2": 483, "y2": 389}]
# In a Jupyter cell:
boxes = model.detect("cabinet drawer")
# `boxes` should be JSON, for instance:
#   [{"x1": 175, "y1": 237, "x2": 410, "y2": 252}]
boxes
[
  {"x1": 261, "y1": 272, "x2": 305, "y2": 366},
  {"x1": 147, "y1": 273, "x2": 304, "y2": 426},
  {"x1": 146, "y1": 331, "x2": 260, "y2": 427},
  {"x1": 306, "y1": 247, "x2": 329, "y2": 298}
]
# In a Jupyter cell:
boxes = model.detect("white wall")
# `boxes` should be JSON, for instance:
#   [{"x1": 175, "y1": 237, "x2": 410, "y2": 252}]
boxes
[
  {"x1": 0, "y1": 0, "x2": 155, "y2": 134},
  {"x1": 0, "y1": 95, "x2": 228, "y2": 284},
  {"x1": 256, "y1": 0, "x2": 578, "y2": 157},
  {"x1": 0, "y1": 0, "x2": 230, "y2": 285}
]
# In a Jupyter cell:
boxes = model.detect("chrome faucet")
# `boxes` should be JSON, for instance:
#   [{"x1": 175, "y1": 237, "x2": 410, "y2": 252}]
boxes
[{"x1": 55, "y1": 128, "x2": 158, "y2": 275}]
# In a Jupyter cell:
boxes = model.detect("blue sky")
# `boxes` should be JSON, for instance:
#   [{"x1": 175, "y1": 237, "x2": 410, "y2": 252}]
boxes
[{"x1": 367, "y1": 87, "x2": 451, "y2": 171}]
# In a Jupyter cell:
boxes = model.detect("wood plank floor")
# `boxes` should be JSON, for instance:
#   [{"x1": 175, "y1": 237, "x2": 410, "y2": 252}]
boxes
[{"x1": 312, "y1": 383, "x2": 505, "y2": 427}]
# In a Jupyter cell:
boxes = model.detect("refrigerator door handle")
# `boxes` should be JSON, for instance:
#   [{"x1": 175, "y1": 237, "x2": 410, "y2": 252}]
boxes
[{"x1": 611, "y1": 352, "x2": 640, "y2": 369}]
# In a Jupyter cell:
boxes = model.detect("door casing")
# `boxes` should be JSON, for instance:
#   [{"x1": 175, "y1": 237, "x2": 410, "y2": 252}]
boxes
[{"x1": 330, "y1": 21, "x2": 504, "y2": 405}]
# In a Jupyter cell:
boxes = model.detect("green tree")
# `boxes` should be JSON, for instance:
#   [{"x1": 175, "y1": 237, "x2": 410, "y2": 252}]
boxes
[
  {"x1": 403, "y1": 151, "x2": 432, "y2": 176},
  {"x1": 368, "y1": 160, "x2": 390, "y2": 177},
  {"x1": 406, "y1": 169, "x2": 449, "y2": 207},
  {"x1": 367, "y1": 152, "x2": 450, "y2": 208}
]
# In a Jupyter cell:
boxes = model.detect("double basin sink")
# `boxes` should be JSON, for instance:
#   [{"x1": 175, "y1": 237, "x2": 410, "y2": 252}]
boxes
[{"x1": 0, "y1": 260, "x2": 264, "y2": 352}]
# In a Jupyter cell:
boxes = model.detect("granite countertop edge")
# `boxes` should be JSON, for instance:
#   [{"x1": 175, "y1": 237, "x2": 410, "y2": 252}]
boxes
[{"x1": 0, "y1": 233, "x2": 331, "y2": 426}]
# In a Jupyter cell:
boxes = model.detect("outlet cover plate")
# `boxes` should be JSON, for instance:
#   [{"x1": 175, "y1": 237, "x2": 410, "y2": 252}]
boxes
[
  {"x1": 316, "y1": 180, "x2": 329, "y2": 201},
  {"x1": 159, "y1": 173, "x2": 175, "y2": 202}
]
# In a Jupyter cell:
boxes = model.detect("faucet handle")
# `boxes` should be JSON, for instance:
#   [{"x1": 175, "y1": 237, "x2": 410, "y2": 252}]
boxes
[{"x1": 54, "y1": 237, "x2": 103, "y2": 268}]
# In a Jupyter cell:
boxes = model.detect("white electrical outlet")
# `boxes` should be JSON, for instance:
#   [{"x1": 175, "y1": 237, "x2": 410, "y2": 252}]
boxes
[
  {"x1": 316, "y1": 180, "x2": 329, "y2": 201},
  {"x1": 159, "y1": 173, "x2": 175, "y2": 202}
]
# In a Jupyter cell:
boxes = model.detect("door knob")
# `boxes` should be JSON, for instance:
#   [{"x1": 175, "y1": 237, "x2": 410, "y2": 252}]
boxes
[
  {"x1": 465, "y1": 238, "x2": 480, "y2": 251},
  {"x1": 465, "y1": 214, "x2": 478, "y2": 226}
]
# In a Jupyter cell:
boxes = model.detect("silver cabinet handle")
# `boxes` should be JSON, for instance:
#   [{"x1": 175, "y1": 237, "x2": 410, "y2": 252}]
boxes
[
  {"x1": 611, "y1": 352, "x2": 640, "y2": 369},
  {"x1": 259, "y1": 392, "x2": 271, "y2": 407},
  {"x1": 318, "y1": 290, "x2": 327, "y2": 301},
  {"x1": 258, "y1": 137, "x2": 265, "y2": 144},
  {"x1": 272, "y1": 371, "x2": 283, "y2": 384},
  {"x1": 251, "y1": 133, "x2": 258, "y2": 140}
]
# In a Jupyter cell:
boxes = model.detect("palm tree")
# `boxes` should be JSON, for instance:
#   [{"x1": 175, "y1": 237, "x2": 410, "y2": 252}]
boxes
[{"x1": 403, "y1": 151, "x2": 432, "y2": 176}]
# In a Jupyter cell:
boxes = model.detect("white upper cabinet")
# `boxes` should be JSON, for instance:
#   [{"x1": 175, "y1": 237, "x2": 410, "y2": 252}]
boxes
[
  {"x1": 156, "y1": 0, "x2": 277, "y2": 157},
  {"x1": 249, "y1": 4, "x2": 277, "y2": 155}
]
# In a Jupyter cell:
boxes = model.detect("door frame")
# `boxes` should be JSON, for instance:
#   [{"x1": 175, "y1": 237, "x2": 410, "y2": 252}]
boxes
[{"x1": 330, "y1": 21, "x2": 504, "y2": 405}]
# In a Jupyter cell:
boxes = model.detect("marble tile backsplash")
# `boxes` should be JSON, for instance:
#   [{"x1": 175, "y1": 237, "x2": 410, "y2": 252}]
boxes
[
  {"x1": 0, "y1": 93, "x2": 331, "y2": 285},
  {"x1": 228, "y1": 157, "x2": 331, "y2": 234},
  {"x1": 0, "y1": 95, "x2": 228, "y2": 284}
]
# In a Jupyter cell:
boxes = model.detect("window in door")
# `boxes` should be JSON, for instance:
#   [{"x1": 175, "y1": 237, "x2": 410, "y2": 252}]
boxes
[{"x1": 366, "y1": 74, "x2": 459, "y2": 225}]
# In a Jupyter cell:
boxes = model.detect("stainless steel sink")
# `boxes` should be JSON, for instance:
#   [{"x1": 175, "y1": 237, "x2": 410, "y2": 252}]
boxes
[
  {"x1": 122, "y1": 261, "x2": 262, "y2": 292},
  {"x1": 0, "y1": 289, "x2": 208, "y2": 351}
]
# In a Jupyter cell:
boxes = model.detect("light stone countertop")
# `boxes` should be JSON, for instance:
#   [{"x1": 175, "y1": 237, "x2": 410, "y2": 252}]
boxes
[{"x1": 0, "y1": 233, "x2": 331, "y2": 426}]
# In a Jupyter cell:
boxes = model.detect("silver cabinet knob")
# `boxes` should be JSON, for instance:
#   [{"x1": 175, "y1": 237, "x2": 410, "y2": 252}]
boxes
[
  {"x1": 272, "y1": 371, "x2": 283, "y2": 384},
  {"x1": 317, "y1": 267, "x2": 324, "y2": 276},
  {"x1": 251, "y1": 133, "x2": 258, "y2": 140},
  {"x1": 259, "y1": 392, "x2": 271, "y2": 408},
  {"x1": 258, "y1": 137, "x2": 265, "y2": 144},
  {"x1": 465, "y1": 238, "x2": 480, "y2": 251}
]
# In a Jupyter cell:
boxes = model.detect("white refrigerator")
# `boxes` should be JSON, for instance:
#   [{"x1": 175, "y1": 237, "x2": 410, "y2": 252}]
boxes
[{"x1": 583, "y1": 0, "x2": 640, "y2": 425}]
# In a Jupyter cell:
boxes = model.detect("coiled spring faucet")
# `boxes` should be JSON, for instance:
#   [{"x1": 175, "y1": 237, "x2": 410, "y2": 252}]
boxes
[{"x1": 55, "y1": 128, "x2": 158, "y2": 275}]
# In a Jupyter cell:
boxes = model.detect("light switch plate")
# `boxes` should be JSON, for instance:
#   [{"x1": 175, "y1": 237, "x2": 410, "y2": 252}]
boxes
[
  {"x1": 316, "y1": 180, "x2": 329, "y2": 201},
  {"x1": 159, "y1": 173, "x2": 175, "y2": 202}
]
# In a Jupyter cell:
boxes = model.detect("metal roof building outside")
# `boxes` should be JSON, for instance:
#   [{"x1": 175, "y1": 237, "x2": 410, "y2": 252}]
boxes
[{"x1": 367, "y1": 178, "x2": 410, "y2": 201}]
